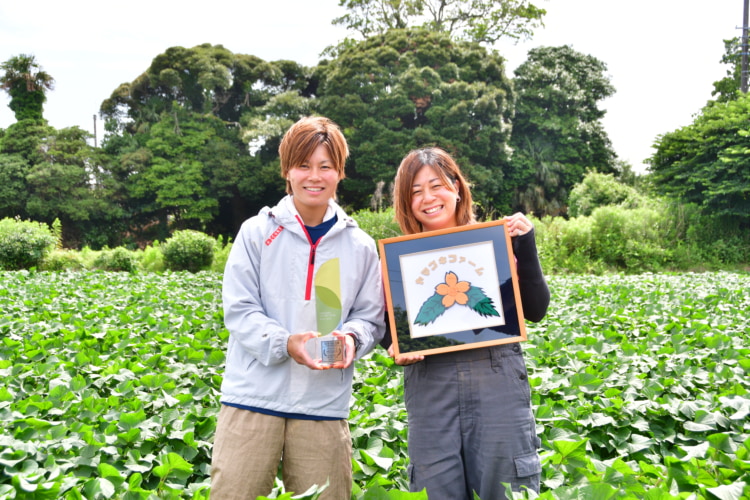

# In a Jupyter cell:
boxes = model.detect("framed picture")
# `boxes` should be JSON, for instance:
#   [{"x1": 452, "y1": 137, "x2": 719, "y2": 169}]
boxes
[{"x1": 378, "y1": 220, "x2": 526, "y2": 360}]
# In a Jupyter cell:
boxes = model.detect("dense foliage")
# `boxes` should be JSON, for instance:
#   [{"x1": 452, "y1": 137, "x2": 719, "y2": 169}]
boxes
[
  {"x1": 315, "y1": 28, "x2": 515, "y2": 212},
  {"x1": 533, "y1": 201, "x2": 750, "y2": 275},
  {"x1": 1, "y1": 33, "x2": 622, "y2": 249},
  {"x1": 1, "y1": 271, "x2": 748, "y2": 499},
  {"x1": 0, "y1": 217, "x2": 56, "y2": 270},
  {"x1": 648, "y1": 94, "x2": 750, "y2": 226},
  {"x1": 99, "y1": 44, "x2": 309, "y2": 241},
  {"x1": 0, "y1": 54, "x2": 54, "y2": 122},
  {"x1": 510, "y1": 46, "x2": 617, "y2": 217},
  {"x1": 161, "y1": 230, "x2": 216, "y2": 273},
  {"x1": 332, "y1": 0, "x2": 546, "y2": 44}
]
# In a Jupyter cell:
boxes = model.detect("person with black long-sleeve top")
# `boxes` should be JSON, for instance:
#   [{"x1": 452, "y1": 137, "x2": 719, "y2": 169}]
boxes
[{"x1": 381, "y1": 147, "x2": 550, "y2": 500}]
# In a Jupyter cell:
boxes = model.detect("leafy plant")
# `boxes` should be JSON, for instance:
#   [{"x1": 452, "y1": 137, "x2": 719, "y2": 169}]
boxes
[
  {"x1": 0, "y1": 270, "x2": 748, "y2": 499},
  {"x1": 40, "y1": 248, "x2": 85, "y2": 271},
  {"x1": 92, "y1": 246, "x2": 139, "y2": 272},
  {"x1": 352, "y1": 208, "x2": 402, "y2": 243},
  {"x1": 161, "y1": 230, "x2": 215, "y2": 273},
  {"x1": 0, "y1": 217, "x2": 56, "y2": 270}
]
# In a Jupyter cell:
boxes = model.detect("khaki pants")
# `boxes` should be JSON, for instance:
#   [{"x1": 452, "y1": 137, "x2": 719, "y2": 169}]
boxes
[{"x1": 210, "y1": 405, "x2": 352, "y2": 500}]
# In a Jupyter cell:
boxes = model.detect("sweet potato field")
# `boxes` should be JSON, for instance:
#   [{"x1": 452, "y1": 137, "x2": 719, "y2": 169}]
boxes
[{"x1": 1, "y1": 271, "x2": 748, "y2": 499}]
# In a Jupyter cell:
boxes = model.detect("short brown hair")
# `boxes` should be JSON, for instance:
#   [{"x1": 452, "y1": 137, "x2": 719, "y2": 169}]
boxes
[
  {"x1": 278, "y1": 116, "x2": 348, "y2": 194},
  {"x1": 393, "y1": 147, "x2": 475, "y2": 234}
]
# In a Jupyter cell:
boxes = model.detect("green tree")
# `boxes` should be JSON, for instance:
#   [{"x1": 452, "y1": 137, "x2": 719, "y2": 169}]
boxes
[
  {"x1": 0, "y1": 120, "x2": 56, "y2": 221},
  {"x1": 314, "y1": 28, "x2": 515, "y2": 213},
  {"x1": 513, "y1": 138, "x2": 565, "y2": 216},
  {"x1": 0, "y1": 154, "x2": 29, "y2": 217},
  {"x1": 333, "y1": 0, "x2": 545, "y2": 44},
  {"x1": 0, "y1": 54, "x2": 55, "y2": 121},
  {"x1": 711, "y1": 37, "x2": 742, "y2": 103},
  {"x1": 25, "y1": 126, "x2": 125, "y2": 248},
  {"x1": 101, "y1": 44, "x2": 312, "y2": 239},
  {"x1": 648, "y1": 93, "x2": 750, "y2": 225},
  {"x1": 510, "y1": 45, "x2": 617, "y2": 216}
]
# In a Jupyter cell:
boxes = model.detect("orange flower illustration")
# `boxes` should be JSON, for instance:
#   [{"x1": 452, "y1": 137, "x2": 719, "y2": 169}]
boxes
[{"x1": 435, "y1": 272, "x2": 471, "y2": 308}]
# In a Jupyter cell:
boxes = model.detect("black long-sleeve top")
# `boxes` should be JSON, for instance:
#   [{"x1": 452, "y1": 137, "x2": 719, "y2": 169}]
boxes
[{"x1": 512, "y1": 228, "x2": 550, "y2": 322}]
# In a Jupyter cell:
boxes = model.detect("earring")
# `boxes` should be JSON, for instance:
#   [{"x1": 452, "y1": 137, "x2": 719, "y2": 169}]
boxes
[{"x1": 456, "y1": 195, "x2": 461, "y2": 202}]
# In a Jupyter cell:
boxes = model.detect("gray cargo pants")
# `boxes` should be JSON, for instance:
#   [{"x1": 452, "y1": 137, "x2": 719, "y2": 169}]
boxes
[{"x1": 403, "y1": 343, "x2": 541, "y2": 500}]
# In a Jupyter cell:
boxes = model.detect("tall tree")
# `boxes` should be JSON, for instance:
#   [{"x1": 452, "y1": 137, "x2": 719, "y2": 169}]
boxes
[
  {"x1": 315, "y1": 28, "x2": 515, "y2": 213},
  {"x1": 0, "y1": 153, "x2": 29, "y2": 218},
  {"x1": 100, "y1": 44, "x2": 313, "y2": 239},
  {"x1": 333, "y1": 0, "x2": 545, "y2": 44},
  {"x1": 711, "y1": 38, "x2": 742, "y2": 103},
  {"x1": 0, "y1": 54, "x2": 55, "y2": 121},
  {"x1": 25, "y1": 126, "x2": 124, "y2": 248},
  {"x1": 0, "y1": 120, "x2": 56, "y2": 221},
  {"x1": 510, "y1": 45, "x2": 617, "y2": 216},
  {"x1": 648, "y1": 93, "x2": 750, "y2": 225}
]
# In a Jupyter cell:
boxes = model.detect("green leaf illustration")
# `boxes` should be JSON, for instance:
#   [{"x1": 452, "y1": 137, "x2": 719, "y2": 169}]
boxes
[
  {"x1": 413, "y1": 293, "x2": 447, "y2": 326},
  {"x1": 466, "y1": 286, "x2": 500, "y2": 317}
]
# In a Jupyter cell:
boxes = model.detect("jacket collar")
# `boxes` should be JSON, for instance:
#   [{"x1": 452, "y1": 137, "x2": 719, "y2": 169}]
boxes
[{"x1": 267, "y1": 195, "x2": 356, "y2": 230}]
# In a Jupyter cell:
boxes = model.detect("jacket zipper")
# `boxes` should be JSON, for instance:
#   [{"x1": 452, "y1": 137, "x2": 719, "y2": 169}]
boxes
[{"x1": 296, "y1": 215, "x2": 317, "y2": 300}]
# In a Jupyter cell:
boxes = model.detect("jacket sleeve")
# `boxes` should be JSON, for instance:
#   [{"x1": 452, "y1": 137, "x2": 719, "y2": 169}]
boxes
[
  {"x1": 222, "y1": 221, "x2": 291, "y2": 366},
  {"x1": 512, "y1": 228, "x2": 550, "y2": 322},
  {"x1": 340, "y1": 235, "x2": 386, "y2": 360}
]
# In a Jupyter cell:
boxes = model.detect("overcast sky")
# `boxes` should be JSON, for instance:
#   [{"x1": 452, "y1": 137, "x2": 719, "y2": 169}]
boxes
[{"x1": 0, "y1": 0, "x2": 743, "y2": 173}]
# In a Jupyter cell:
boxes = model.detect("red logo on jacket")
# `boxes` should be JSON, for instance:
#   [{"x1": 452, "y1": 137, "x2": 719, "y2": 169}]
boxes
[{"x1": 265, "y1": 226, "x2": 284, "y2": 246}]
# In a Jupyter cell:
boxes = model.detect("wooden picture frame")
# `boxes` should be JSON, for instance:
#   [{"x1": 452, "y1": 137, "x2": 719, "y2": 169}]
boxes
[{"x1": 378, "y1": 220, "x2": 526, "y2": 360}]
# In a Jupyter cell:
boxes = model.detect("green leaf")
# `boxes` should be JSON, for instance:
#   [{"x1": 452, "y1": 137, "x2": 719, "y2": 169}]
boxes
[
  {"x1": 466, "y1": 286, "x2": 500, "y2": 317},
  {"x1": 152, "y1": 452, "x2": 193, "y2": 478},
  {"x1": 82, "y1": 477, "x2": 115, "y2": 499},
  {"x1": 413, "y1": 293, "x2": 446, "y2": 326},
  {"x1": 707, "y1": 482, "x2": 747, "y2": 500}
]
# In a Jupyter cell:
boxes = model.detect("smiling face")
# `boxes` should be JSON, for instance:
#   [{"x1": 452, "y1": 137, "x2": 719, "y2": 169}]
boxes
[
  {"x1": 409, "y1": 165, "x2": 459, "y2": 232},
  {"x1": 288, "y1": 144, "x2": 342, "y2": 226}
]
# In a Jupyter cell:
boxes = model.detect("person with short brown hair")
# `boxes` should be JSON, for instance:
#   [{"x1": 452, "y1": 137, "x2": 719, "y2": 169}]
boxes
[{"x1": 210, "y1": 116, "x2": 385, "y2": 499}]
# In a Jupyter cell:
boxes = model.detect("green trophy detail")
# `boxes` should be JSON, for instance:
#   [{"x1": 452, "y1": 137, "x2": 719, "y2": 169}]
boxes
[{"x1": 314, "y1": 258, "x2": 343, "y2": 363}]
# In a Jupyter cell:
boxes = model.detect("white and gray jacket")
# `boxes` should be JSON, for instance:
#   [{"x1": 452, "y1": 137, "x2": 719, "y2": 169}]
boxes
[{"x1": 219, "y1": 195, "x2": 385, "y2": 418}]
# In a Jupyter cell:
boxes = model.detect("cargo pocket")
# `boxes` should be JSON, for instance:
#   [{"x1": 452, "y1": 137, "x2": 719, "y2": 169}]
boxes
[
  {"x1": 407, "y1": 463, "x2": 415, "y2": 489},
  {"x1": 514, "y1": 451, "x2": 541, "y2": 478}
]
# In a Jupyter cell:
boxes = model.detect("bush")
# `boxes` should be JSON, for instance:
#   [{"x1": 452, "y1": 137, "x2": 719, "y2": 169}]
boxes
[
  {"x1": 161, "y1": 230, "x2": 215, "y2": 273},
  {"x1": 138, "y1": 242, "x2": 166, "y2": 273},
  {"x1": 0, "y1": 218, "x2": 56, "y2": 270},
  {"x1": 93, "y1": 247, "x2": 138, "y2": 272},
  {"x1": 568, "y1": 171, "x2": 645, "y2": 217},
  {"x1": 534, "y1": 205, "x2": 672, "y2": 274},
  {"x1": 352, "y1": 207, "x2": 402, "y2": 243},
  {"x1": 211, "y1": 235, "x2": 232, "y2": 273},
  {"x1": 41, "y1": 249, "x2": 85, "y2": 271},
  {"x1": 590, "y1": 205, "x2": 670, "y2": 271}
]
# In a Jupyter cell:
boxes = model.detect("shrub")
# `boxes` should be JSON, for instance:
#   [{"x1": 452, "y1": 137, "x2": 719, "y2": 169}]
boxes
[
  {"x1": 211, "y1": 235, "x2": 232, "y2": 273},
  {"x1": 0, "y1": 218, "x2": 56, "y2": 270},
  {"x1": 558, "y1": 216, "x2": 602, "y2": 273},
  {"x1": 352, "y1": 208, "x2": 402, "y2": 243},
  {"x1": 41, "y1": 249, "x2": 85, "y2": 271},
  {"x1": 76, "y1": 246, "x2": 100, "y2": 269},
  {"x1": 590, "y1": 205, "x2": 670, "y2": 271},
  {"x1": 93, "y1": 247, "x2": 138, "y2": 272},
  {"x1": 138, "y1": 242, "x2": 166, "y2": 273},
  {"x1": 161, "y1": 230, "x2": 215, "y2": 273},
  {"x1": 568, "y1": 171, "x2": 645, "y2": 217}
]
